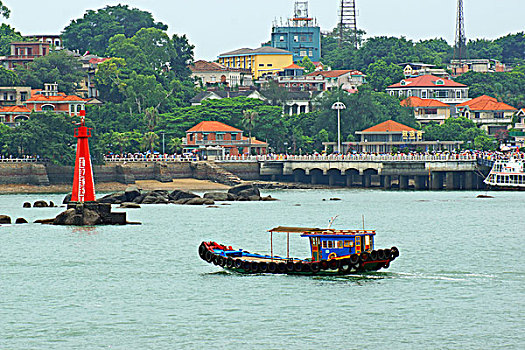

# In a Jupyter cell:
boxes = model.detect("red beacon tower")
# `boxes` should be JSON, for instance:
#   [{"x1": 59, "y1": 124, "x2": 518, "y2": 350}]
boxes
[{"x1": 71, "y1": 110, "x2": 96, "y2": 202}]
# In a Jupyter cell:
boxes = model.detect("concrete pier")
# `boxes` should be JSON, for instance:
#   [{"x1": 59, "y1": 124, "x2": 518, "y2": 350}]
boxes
[
  {"x1": 399, "y1": 175, "x2": 409, "y2": 190},
  {"x1": 414, "y1": 176, "x2": 427, "y2": 190},
  {"x1": 383, "y1": 175, "x2": 391, "y2": 189},
  {"x1": 431, "y1": 172, "x2": 443, "y2": 190}
]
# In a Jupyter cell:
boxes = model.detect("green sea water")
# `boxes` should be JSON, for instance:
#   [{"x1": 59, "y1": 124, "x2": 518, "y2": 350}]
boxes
[{"x1": 1, "y1": 190, "x2": 524, "y2": 349}]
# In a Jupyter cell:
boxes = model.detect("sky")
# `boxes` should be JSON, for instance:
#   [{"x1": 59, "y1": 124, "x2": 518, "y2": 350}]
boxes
[{"x1": 3, "y1": 0, "x2": 525, "y2": 60}]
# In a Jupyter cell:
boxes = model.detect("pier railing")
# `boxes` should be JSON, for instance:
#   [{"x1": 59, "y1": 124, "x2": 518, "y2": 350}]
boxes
[{"x1": 216, "y1": 154, "x2": 479, "y2": 162}]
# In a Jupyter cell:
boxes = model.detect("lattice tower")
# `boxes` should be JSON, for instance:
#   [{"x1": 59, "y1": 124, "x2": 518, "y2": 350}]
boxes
[
  {"x1": 339, "y1": 0, "x2": 357, "y2": 48},
  {"x1": 453, "y1": 0, "x2": 467, "y2": 61}
]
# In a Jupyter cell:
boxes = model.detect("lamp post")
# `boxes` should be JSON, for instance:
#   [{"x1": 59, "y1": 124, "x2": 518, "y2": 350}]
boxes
[
  {"x1": 331, "y1": 101, "x2": 346, "y2": 153},
  {"x1": 161, "y1": 132, "x2": 165, "y2": 155}
]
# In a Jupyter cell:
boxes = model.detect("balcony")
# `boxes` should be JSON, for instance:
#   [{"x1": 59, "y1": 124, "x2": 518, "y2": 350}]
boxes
[
  {"x1": 471, "y1": 117, "x2": 512, "y2": 124},
  {"x1": 186, "y1": 140, "x2": 253, "y2": 147}
]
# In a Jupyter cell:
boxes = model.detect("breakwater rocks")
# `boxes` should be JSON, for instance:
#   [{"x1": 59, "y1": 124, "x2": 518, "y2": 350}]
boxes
[
  {"x1": 95, "y1": 183, "x2": 277, "y2": 206},
  {"x1": 0, "y1": 215, "x2": 29, "y2": 224},
  {"x1": 52, "y1": 202, "x2": 131, "y2": 226}
]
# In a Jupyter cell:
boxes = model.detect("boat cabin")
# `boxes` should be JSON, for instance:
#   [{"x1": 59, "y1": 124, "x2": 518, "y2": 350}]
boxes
[
  {"x1": 301, "y1": 230, "x2": 376, "y2": 260},
  {"x1": 268, "y1": 227, "x2": 376, "y2": 261}
]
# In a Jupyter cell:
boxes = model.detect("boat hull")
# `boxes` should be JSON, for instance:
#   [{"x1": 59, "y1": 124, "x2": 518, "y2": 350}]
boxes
[{"x1": 199, "y1": 241, "x2": 399, "y2": 275}]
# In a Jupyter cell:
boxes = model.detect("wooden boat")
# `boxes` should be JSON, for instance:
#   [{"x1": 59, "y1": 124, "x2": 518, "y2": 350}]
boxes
[{"x1": 198, "y1": 226, "x2": 399, "y2": 275}]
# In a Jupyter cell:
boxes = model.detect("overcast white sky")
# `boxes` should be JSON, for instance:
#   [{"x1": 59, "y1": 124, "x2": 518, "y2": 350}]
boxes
[{"x1": 3, "y1": 0, "x2": 525, "y2": 60}]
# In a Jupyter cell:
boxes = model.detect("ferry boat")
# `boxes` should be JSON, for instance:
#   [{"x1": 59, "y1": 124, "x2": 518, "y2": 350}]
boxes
[
  {"x1": 484, "y1": 158, "x2": 525, "y2": 190},
  {"x1": 198, "y1": 226, "x2": 399, "y2": 275}
]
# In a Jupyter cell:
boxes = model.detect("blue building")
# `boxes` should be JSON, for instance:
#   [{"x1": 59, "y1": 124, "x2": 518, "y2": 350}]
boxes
[{"x1": 270, "y1": 1, "x2": 321, "y2": 63}]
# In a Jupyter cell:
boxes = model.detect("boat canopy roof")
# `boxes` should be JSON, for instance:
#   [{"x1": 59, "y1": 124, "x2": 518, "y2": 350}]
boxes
[{"x1": 268, "y1": 226, "x2": 325, "y2": 233}]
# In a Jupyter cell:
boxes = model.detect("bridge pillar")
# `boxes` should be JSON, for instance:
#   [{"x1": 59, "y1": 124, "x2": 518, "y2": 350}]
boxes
[
  {"x1": 445, "y1": 172, "x2": 457, "y2": 190},
  {"x1": 294, "y1": 172, "x2": 300, "y2": 183},
  {"x1": 431, "y1": 172, "x2": 443, "y2": 190},
  {"x1": 382, "y1": 175, "x2": 391, "y2": 190},
  {"x1": 346, "y1": 173, "x2": 353, "y2": 187},
  {"x1": 362, "y1": 174, "x2": 372, "y2": 188},
  {"x1": 414, "y1": 176, "x2": 427, "y2": 190},
  {"x1": 328, "y1": 174, "x2": 335, "y2": 186},
  {"x1": 311, "y1": 173, "x2": 318, "y2": 185},
  {"x1": 399, "y1": 175, "x2": 409, "y2": 190}
]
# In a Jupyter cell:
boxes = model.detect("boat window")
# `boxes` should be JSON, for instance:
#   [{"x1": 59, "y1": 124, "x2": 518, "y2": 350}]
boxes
[
  {"x1": 337, "y1": 241, "x2": 343, "y2": 248},
  {"x1": 321, "y1": 240, "x2": 327, "y2": 248},
  {"x1": 327, "y1": 241, "x2": 333, "y2": 248}
]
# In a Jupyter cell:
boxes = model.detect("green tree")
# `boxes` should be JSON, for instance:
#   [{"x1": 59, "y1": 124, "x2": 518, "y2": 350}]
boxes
[
  {"x1": 15, "y1": 51, "x2": 84, "y2": 94},
  {"x1": 2, "y1": 112, "x2": 76, "y2": 164},
  {"x1": 0, "y1": 24, "x2": 23, "y2": 55},
  {"x1": 62, "y1": 4, "x2": 168, "y2": 56},
  {"x1": 300, "y1": 56, "x2": 316, "y2": 74},
  {"x1": 261, "y1": 80, "x2": 289, "y2": 106},
  {"x1": 0, "y1": 66, "x2": 20, "y2": 86},
  {"x1": 167, "y1": 137, "x2": 182, "y2": 154},
  {"x1": 0, "y1": 1, "x2": 9, "y2": 18},
  {"x1": 144, "y1": 107, "x2": 159, "y2": 132},
  {"x1": 366, "y1": 59, "x2": 404, "y2": 91},
  {"x1": 141, "y1": 131, "x2": 159, "y2": 153},
  {"x1": 242, "y1": 109, "x2": 258, "y2": 155}
]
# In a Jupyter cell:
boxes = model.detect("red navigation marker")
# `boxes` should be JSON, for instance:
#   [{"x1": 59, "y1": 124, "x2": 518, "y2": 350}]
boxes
[{"x1": 71, "y1": 110, "x2": 96, "y2": 202}]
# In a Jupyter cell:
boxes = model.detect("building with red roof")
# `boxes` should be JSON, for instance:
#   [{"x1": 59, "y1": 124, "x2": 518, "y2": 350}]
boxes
[
  {"x1": 190, "y1": 60, "x2": 253, "y2": 88},
  {"x1": 513, "y1": 108, "x2": 525, "y2": 147},
  {"x1": 0, "y1": 106, "x2": 31, "y2": 126},
  {"x1": 401, "y1": 96, "x2": 452, "y2": 125},
  {"x1": 306, "y1": 70, "x2": 366, "y2": 92},
  {"x1": 331, "y1": 120, "x2": 463, "y2": 153},
  {"x1": 0, "y1": 42, "x2": 51, "y2": 70},
  {"x1": 386, "y1": 75, "x2": 469, "y2": 105},
  {"x1": 183, "y1": 121, "x2": 268, "y2": 156},
  {"x1": 24, "y1": 83, "x2": 87, "y2": 117},
  {"x1": 456, "y1": 95, "x2": 517, "y2": 135}
]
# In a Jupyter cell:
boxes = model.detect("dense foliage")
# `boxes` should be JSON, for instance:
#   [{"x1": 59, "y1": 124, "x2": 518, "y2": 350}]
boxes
[
  {"x1": 423, "y1": 117, "x2": 496, "y2": 151},
  {"x1": 62, "y1": 5, "x2": 168, "y2": 56},
  {"x1": 0, "y1": 24, "x2": 23, "y2": 56},
  {"x1": 455, "y1": 66, "x2": 525, "y2": 109},
  {"x1": 15, "y1": 51, "x2": 85, "y2": 94}
]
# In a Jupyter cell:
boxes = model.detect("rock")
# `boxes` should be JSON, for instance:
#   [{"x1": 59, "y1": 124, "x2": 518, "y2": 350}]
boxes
[
  {"x1": 172, "y1": 198, "x2": 192, "y2": 205},
  {"x1": 119, "y1": 202, "x2": 141, "y2": 209},
  {"x1": 237, "y1": 196, "x2": 250, "y2": 201},
  {"x1": 124, "y1": 186, "x2": 141, "y2": 202},
  {"x1": 15, "y1": 218, "x2": 28, "y2": 224},
  {"x1": 82, "y1": 209, "x2": 104, "y2": 225},
  {"x1": 203, "y1": 192, "x2": 236, "y2": 201},
  {"x1": 0, "y1": 215, "x2": 12, "y2": 224},
  {"x1": 49, "y1": 201, "x2": 56, "y2": 207},
  {"x1": 248, "y1": 195, "x2": 261, "y2": 201},
  {"x1": 207, "y1": 206, "x2": 220, "y2": 208},
  {"x1": 62, "y1": 194, "x2": 72, "y2": 204},
  {"x1": 477, "y1": 194, "x2": 494, "y2": 199},
  {"x1": 98, "y1": 192, "x2": 127, "y2": 204},
  {"x1": 33, "y1": 200, "x2": 49, "y2": 208},
  {"x1": 34, "y1": 218, "x2": 54, "y2": 224},
  {"x1": 294, "y1": 204, "x2": 301, "y2": 206},
  {"x1": 261, "y1": 196, "x2": 279, "y2": 201},
  {"x1": 133, "y1": 194, "x2": 146, "y2": 203},
  {"x1": 186, "y1": 197, "x2": 215, "y2": 205},
  {"x1": 23, "y1": 202, "x2": 31, "y2": 208},
  {"x1": 169, "y1": 189, "x2": 200, "y2": 201},
  {"x1": 228, "y1": 183, "x2": 260, "y2": 197},
  {"x1": 221, "y1": 203, "x2": 231, "y2": 206},
  {"x1": 141, "y1": 195, "x2": 169, "y2": 204},
  {"x1": 330, "y1": 198, "x2": 342, "y2": 201}
]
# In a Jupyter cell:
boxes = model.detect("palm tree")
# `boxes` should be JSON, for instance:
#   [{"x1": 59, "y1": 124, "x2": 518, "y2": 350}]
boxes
[
  {"x1": 242, "y1": 109, "x2": 258, "y2": 155},
  {"x1": 141, "y1": 132, "x2": 159, "y2": 154},
  {"x1": 167, "y1": 137, "x2": 183, "y2": 154},
  {"x1": 144, "y1": 107, "x2": 159, "y2": 132}
]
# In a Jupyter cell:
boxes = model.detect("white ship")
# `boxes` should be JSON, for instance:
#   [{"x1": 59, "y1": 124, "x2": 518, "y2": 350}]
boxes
[{"x1": 484, "y1": 158, "x2": 525, "y2": 189}]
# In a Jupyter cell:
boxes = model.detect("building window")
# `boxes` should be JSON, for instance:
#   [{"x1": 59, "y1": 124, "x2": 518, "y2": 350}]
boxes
[
  {"x1": 42, "y1": 105, "x2": 55, "y2": 111},
  {"x1": 217, "y1": 134, "x2": 224, "y2": 141},
  {"x1": 435, "y1": 90, "x2": 449, "y2": 98},
  {"x1": 259, "y1": 64, "x2": 264, "y2": 67},
  {"x1": 203, "y1": 134, "x2": 208, "y2": 141},
  {"x1": 300, "y1": 50, "x2": 307, "y2": 56},
  {"x1": 294, "y1": 36, "x2": 298, "y2": 42},
  {"x1": 267, "y1": 64, "x2": 272, "y2": 67},
  {"x1": 308, "y1": 50, "x2": 313, "y2": 57},
  {"x1": 279, "y1": 36, "x2": 284, "y2": 42},
  {"x1": 425, "y1": 108, "x2": 438, "y2": 115},
  {"x1": 421, "y1": 90, "x2": 427, "y2": 98},
  {"x1": 456, "y1": 91, "x2": 461, "y2": 98},
  {"x1": 494, "y1": 112, "x2": 505, "y2": 119},
  {"x1": 20, "y1": 92, "x2": 27, "y2": 101}
]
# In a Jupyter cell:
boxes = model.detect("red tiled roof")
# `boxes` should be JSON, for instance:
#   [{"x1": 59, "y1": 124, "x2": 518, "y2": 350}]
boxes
[
  {"x1": 89, "y1": 57, "x2": 111, "y2": 65},
  {"x1": 0, "y1": 106, "x2": 31, "y2": 113},
  {"x1": 284, "y1": 63, "x2": 305, "y2": 70},
  {"x1": 307, "y1": 70, "x2": 358, "y2": 78},
  {"x1": 361, "y1": 120, "x2": 417, "y2": 133},
  {"x1": 27, "y1": 94, "x2": 87, "y2": 102},
  {"x1": 186, "y1": 121, "x2": 242, "y2": 133},
  {"x1": 387, "y1": 75, "x2": 467, "y2": 88},
  {"x1": 456, "y1": 95, "x2": 517, "y2": 111},
  {"x1": 401, "y1": 96, "x2": 450, "y2": 108},
  {"x1": 242, "y1": 136, "x2": 267, "y2": 145}
]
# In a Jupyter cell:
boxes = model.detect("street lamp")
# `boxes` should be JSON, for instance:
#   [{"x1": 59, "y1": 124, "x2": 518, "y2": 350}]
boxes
[{"x1": 331, "y1": 101, "x2": 346, "y2": 153}]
